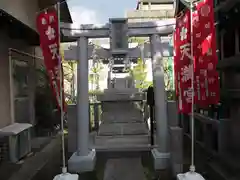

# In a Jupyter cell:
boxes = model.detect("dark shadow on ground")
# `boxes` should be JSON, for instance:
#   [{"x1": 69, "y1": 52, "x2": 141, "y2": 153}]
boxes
[
  {"x1": 31, "y1": 136, "x2": 158, "y2": 180},
  {"x1": 0, "y1": 136, "x2": 53, "y2": 180}
]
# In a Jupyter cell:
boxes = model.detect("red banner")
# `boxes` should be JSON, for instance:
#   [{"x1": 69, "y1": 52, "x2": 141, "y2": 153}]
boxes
[
  {"x1": 192, "y1": 0, "x2": 220, "y2": 106},
  {"x1": 175, "y1": 10, "x2": 192, "y2": 114},
  {"x1": 36, "y1": 10, "x2": 66, "y2": 112}
]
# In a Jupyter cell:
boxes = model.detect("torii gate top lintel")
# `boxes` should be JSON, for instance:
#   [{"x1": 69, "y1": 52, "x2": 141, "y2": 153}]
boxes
[
  {"x1": 60, "y1": 18, "x2": 175, "y2": 39},
  {"x1": 62, "y1": 18, "x2": 175, "y2": 61}
]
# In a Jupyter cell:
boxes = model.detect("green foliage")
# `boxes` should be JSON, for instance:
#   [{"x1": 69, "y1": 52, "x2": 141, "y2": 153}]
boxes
[
  {"x1": 166, "y1": 90, "x2": 176, "y2": 100},
  {"x1": 89, "y1": 61, "x2": 104, "y2": 90},
  {"x1": 35, "y1": 67, "x2": 59, "y2": 130},
  {"x1": 163, "y1": 57, "x2": 174, "y2": 90},
  {"x1": 131, "y1": 58, "x2": 151, "y2": 90},
  {"x1": 89, "y1": 89, "x2": 104, "y2": 95},
  {"x1": 65, "y1": 96, "x2": 76, "y2": 104},
  {"x1": 128, "y1": 37, "x2": 146, "y2": 44},
  {"x1": 61, "y1": 45, "x2": 77, "y2": 103}
]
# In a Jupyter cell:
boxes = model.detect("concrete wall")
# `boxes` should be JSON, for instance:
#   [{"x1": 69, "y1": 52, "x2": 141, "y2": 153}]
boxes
[
  {"x1": 0, "y1": 30, "x2": 34, "y2": 129},
  {"x1": 140, "y1": 4, "x2": 174, "y2": 10},
  {"x1": 126, "y1": 3, "x2": 174, "y2": 22},
  {"x1": 34, "y1": 47, "x2": 44, "y2": 68},
  {"x1": 126, "y1": 10, "x2": 174, "y2": 22},
  {"x1": 67, "y1": 105, "x2": 77, "y2": 153},
  {"x1": 0, "y1": 0, "x2": 39, "y2": 30}
]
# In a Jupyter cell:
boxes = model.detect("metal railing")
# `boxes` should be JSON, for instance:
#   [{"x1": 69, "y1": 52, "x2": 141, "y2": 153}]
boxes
[
  {"x1": 181, "y1": 111, "x2": 229, "y2": 157},
  {"x1": 0, "y1": 136, "x2": 9, "y2": 164},
  {"x1": 195, "y1": 103, "x2": 230, "y2": 120}
]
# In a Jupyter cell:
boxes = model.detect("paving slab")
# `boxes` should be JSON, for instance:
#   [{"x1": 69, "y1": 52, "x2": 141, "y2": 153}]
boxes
[
  {"x1": 98, "y1": 122, "x2": 148, "y2": 136},
  {"x1": 103, "y1": 158, "x2": 146, "y2": 180}
]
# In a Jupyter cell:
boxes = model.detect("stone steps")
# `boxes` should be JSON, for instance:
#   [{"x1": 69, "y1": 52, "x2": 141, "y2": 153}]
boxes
[
  {"x1": 98, "y1": 122, "x2": 148, "y2": 136},
  {"x1": 101, "y1": 113, "x2": 143, "y2": 123},
  {"x1": 95, "y1": 134, "x2": 150, "y2": 151},
  {"x1": 103, "y1": 88, "x2": 139, "y2": 93},
  {"x1": 101, "y1": 101, "x2": 141, "y2": 112},
  {"x1": 96, "y1": 85, "x2": 149, "y2": 152},
  {"x1": 98, "y1": 93, "x2": 143, "y2": 102}
]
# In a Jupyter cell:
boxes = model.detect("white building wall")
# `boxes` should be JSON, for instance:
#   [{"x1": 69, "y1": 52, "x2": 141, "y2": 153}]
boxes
[
  {"x1": 145, "y1": 59, "x2": 153, "y2": 82},
  {"x1": 141, "y1": 4, "x2": 174, "y2": 10}
]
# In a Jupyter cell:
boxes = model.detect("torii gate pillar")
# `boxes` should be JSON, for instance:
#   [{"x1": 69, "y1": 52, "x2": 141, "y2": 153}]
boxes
[
  {"x1": 68, "y1": 37, "x2": 96, "y2": 173},
  {"x1": 150, "y1": 34, "x2": 170, "y2": 170}
]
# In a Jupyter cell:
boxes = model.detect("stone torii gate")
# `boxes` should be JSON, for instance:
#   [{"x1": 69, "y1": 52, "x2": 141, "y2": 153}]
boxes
[{"x1": 61, "y1": 18, "x2": 177, "y2": 173}]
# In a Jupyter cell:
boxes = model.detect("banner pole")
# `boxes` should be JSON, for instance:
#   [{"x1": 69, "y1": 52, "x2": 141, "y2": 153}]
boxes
[
  {"x1": 177, "y1": 2, "x2": 206, "y2": 180},
  {"x1": 56, "y1": 2, "x2": 67, "y2": 174},
  {"x1": 190, "y1": 0, "x2": 195, "y2": 173}
]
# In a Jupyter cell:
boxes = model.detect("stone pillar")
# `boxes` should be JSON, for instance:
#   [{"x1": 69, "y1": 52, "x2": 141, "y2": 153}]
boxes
[
  {"x1": 28, "y1": 55, "x2": 36, "y2": 125},
  {"x1": 107, "y1": 70, "x2": 111, "y2": 88},
  {"x1": 68, "y1": 37, "x2": 96, "y2": 173},
  {"x1": 218, "y1": 118, "x2": 230, "y2": 155},
  {"x1": 150, "y1": 34, "x2": 170, "y2": 170},
  {"x1": 67, "y1": 105, "x2": 77, "y2": 153},
  {"x1": 229, "y1": 103, "x2": 240, "y2": 152},
  {"x1": 77, "y1": 37, "x2": 89, "y2": 156},
  {"x1": 167, "y1": 101, "x2": 183, "y2": 176}
]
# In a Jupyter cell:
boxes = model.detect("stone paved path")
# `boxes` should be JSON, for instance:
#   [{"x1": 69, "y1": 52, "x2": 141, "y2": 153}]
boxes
[
  {"x1": 103, "y1": 158, "x2": 146, "y2": 180},
  {"x1": 97, "y1": 84, "x2": 149, "y2": 180},
  {"x1": 9, "y1": 135, "x2": 61, "y2": 180},
  {"x1": 95, "y1": 89, "x2": 150, "y2": 150}
]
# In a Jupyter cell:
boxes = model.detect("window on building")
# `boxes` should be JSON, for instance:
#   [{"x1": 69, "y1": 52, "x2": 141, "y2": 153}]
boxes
[
  {"x1": 219, "y1": 0, "x2": 227, "y2": 3},
  {"x1": 238, "y1": 26, "x2": 240, "y2": 53},
  {"x1": 223, "y1": 29, "x2": 235, "y2": 58},
  {"x1": 141, "y1": 3, "x2": 150, "y2": 10},
  {"x1": 217, "y1": 31, "x2": 222, "y2": 60},
  {"x1": 112, "y1": 66, "x2": 125, "y2": 73},
  {"x1": 150, "y1": 4, "x2": 174, "y2": 10},
  {"x1": 12, "y1": 59, "x2": 29, "y2": 97}
]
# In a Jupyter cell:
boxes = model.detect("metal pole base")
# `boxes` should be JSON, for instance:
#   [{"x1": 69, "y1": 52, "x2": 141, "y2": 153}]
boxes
[
  {"x1": 177, "y1": 171, "x2": 205, "y2": 180},
  {"x1": 53, "y1": 173, "x2": 79, "y2": 180}
]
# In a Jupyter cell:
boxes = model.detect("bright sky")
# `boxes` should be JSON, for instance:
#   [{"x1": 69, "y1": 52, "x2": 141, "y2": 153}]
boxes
[{"x1": 68, "y1": 0, "x2": 136, "y2": 26}]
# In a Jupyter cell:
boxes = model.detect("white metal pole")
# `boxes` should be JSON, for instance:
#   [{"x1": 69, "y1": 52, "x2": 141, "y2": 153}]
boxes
[
  {"x1": 37, "y1": 2, "x2": 79, "y2": 180},
  {"x1": 190, "y1": 0, "x2": 195, "y2": 172},
  {"x1": 57, "y1": 2, "x2": 67, "y2": 173},
  {"x1": 177, "y1": 2, "x2": 205, "y2": 180}
]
